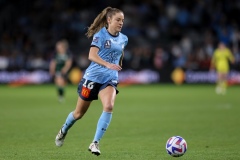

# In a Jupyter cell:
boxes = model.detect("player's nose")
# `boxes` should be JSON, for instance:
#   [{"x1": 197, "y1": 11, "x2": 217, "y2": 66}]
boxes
[{"x1": 119, "y1": 21, "x2": 123, "y2": 25}]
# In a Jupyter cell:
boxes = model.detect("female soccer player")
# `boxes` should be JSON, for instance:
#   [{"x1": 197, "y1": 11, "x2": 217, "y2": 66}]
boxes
[
  {"x1": 55, "y1": 7, "x2": 128, "y2": 156},
  {"x1": 210, "y1": 42, "x2": 235, "y2": 94},
  {"x1": 49, "y1": 40, "x2": 72, "y2": 102}
]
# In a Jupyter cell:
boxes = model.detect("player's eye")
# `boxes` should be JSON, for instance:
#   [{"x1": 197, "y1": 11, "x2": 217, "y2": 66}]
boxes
[{"x1": 116, "y1": 18, "x2": 124, "y2": 23}]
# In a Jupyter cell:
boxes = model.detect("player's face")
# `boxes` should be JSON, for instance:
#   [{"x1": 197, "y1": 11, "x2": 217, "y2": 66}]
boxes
[
  {"x1": 56, "y1": 43, "x2": 66, "y2": 54},
  {"x1": 108, "y1": 12, "x2": 124, "y2": 33},
  {"x1": 218, "y1": 42, "x2": 226, "y2": 50}
]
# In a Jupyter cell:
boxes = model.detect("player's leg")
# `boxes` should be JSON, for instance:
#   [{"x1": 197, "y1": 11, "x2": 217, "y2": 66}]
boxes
[
  {"x1": 220, "y1": 73, "x2": 228, "y2": 94},
  {"x1": 216, "y1": 72, "x2": 227, "y2": 95},
  {"x1": 215, "y1": 72, "x2": 222, "y2": 94},
  {"x1": 89, "y1": 85, "x2": 117, "y2": 155},
  {"x1": 55, "y1": 97, "x2": 92, "y2": 147},
  {"x1": 55, "y1": 75, "x2": 65, "y2": 102},
  {"x1": 63, "y1": 97, "x2": 92, "y2": 132}
]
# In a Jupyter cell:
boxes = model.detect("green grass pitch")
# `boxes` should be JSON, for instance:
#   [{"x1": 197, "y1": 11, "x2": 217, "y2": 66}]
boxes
[{"x1": 0, "y1": 84, "x2": 239, "y2": 160}]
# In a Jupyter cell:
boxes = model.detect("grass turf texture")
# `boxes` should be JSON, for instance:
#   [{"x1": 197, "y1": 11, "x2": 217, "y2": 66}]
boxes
[{"x1": 0, "y1": 84, "x2": 239, "y2": 160}]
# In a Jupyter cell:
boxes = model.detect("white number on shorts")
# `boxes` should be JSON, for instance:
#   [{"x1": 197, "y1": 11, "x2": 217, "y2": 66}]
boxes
[{"x1": 83, "y1": 79, "x2": 95, "y2": 89}]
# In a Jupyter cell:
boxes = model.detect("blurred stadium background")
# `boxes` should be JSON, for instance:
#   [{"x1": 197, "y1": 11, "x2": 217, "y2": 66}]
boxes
[
  {"x1": 1, "y1": 1, "x2": 240, "y2": 160},
  {"x1": 0, "y1": 0, "x2": 240, "y2": 85}
]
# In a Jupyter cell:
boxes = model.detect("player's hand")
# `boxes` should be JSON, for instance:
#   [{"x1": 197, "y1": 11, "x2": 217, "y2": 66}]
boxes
[{"x1": 106, "y1": 63, "x2": 122, "y2": 71}]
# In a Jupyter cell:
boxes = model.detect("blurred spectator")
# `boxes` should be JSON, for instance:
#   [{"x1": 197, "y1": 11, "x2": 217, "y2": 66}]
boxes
[
  {"x1": 0, "y1": 0, "x2": 239, "y2": 72},
  {"x1": 0, "y1": 54, "x2": 9, "y2": 70},
  {"x1": 153, "y1": 46, "x2": 168, "y2": 70},
  {"x1": 171, "y1": 43, "x2": 186, "y2": 68}
]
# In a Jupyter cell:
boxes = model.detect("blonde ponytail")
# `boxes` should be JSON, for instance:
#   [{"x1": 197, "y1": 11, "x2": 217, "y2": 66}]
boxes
[{"x1": 86, "y1": 7, "x2": 123, "y2": 38}]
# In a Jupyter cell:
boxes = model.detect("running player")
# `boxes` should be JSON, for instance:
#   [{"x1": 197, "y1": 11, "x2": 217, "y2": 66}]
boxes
[
  {"x1": 49, "y1": 40, "x2": 72, "y2": 102},
  {"x1": 55, "y1": 7, "x2": 128, "y2": 156},
  {"x1": 210, "y1": 42, "x2": 235, "y2": 94}
]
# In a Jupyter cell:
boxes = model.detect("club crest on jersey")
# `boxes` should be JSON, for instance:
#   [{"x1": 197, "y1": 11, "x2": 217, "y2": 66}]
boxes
[{"x1": 104, "y1": 40, "x2": 111, "y2": 49}]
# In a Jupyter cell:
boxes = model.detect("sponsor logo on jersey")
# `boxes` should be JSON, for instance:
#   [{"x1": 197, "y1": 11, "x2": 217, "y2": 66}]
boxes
[
  {"x1": 93, "y1": 37, "x2": 99, "y2": 43},
  {"x1": 104, "y1": 40, "x2": 111, "y2": 49}
]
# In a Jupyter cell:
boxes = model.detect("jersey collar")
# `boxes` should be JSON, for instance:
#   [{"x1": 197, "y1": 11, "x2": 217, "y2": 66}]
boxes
[{"x1": 104, "y1": 27, "x2": 119, "y2": 37}]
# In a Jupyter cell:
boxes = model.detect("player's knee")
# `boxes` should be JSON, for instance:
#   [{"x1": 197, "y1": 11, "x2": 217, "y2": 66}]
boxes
[{"x1": 103, "y1": 103, "x2": 114, "y2": 112}]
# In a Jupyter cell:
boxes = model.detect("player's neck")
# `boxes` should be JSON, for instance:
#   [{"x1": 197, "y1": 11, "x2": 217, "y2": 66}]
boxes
[{"x1": 107, "y1": 28, "x2": 119, "y2": 37}]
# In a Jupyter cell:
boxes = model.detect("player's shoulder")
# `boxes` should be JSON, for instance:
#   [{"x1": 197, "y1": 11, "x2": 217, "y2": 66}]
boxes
[
  {"x1": 119, "y1": 32, "x2": 128, "y2": 41},
  {"x1": 95, "y1": 27, "x2": 106, "y2": 37},
  {"x1": 214, "y1": 48, "x2": 221, "y2": 54},
  {"x1": 92, "y1": 28, "x2": 108, "y2": 43},
  {"x1": 119, "y1": 32, "x2": 128, "y2": 47},
  {"x1": 225, "y1": 48, "x2": 231, "y2": 53}
]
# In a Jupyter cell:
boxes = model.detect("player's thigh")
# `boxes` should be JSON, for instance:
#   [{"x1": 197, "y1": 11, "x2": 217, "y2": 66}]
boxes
[
  {"x1": 73, "y1": 97, "x2": 92, "y2": 119},
  {"x1": 77, "y1": 78, "x2": 100, "y2": 101},
  {"x1": 99, "y1": 86, "x2": 117, "y2": 112}
]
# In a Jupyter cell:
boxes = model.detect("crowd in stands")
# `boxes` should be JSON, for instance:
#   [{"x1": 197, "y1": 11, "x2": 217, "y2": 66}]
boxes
[{"x1": 0, "y1": 0, "x2": 239, "y2": 72}]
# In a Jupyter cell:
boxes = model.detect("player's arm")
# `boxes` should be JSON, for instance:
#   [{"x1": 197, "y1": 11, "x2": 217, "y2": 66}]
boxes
[
  {"x1": 228, "y1": 49, "x2": 235, "y2": 64},
  {"x1": 88, "y1": 46, "x2": 122, "y2": 71},
  {"x1": 49, "y1": 59, "x2": 56, "y2": 76},
  {"x1": 62, "y1": 58, "x2": 72, "y2": 74},
  {"x1": 210, "y1": 52, "x2": 216, "y2": 71},
  {"x1": 119, "y1": 51, "x2": 124, "y2": 67}
]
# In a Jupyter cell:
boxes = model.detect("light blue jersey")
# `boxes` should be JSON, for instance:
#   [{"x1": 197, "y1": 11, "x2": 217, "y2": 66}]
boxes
[{"x1": 83, "y1": 27, "x2": 128, "y2": 83}]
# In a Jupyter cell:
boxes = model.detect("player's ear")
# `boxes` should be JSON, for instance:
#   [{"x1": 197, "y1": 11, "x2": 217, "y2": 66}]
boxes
[{"x1": 107, "y1": 17, "x2": 111, "y2": 24}]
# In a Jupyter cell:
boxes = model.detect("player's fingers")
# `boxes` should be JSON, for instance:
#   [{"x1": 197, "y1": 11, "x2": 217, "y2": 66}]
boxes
[
  {"x1": 114, "y1": 64, "x2": 122, "y2": 71},
  {"x1": 107, "y1": 63, "x2": 122, "y2": 71},
  {"x1": 117, "y1": 66, "x2": 122, "y2": 71}
]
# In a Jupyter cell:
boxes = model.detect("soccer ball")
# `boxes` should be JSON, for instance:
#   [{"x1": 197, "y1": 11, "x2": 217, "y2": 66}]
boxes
[{"x1": 166, "y1": 136, "x2": 187, "y2": 157}]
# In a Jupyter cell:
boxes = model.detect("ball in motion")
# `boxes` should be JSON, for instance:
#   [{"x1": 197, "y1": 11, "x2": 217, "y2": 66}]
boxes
[{"x1": 166, "y1": 136, "x2": 187, "y2": 157}]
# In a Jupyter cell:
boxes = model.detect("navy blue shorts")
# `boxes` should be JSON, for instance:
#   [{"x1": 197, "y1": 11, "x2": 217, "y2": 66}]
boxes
[{"x1": 77, "y1": 78, "x2": 119, "y2": 101}]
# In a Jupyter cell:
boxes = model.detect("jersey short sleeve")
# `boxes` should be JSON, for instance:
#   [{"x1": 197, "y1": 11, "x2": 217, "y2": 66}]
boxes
[
  {"x1": 124, "y1": 36, "x2": 128, "y2": 48},
  {"x1": 91, "y1": 32, "x2": 103, "y2": 49},
  {"x1": 226, "y1": 49, "x2": 234, "y2": 61}
]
